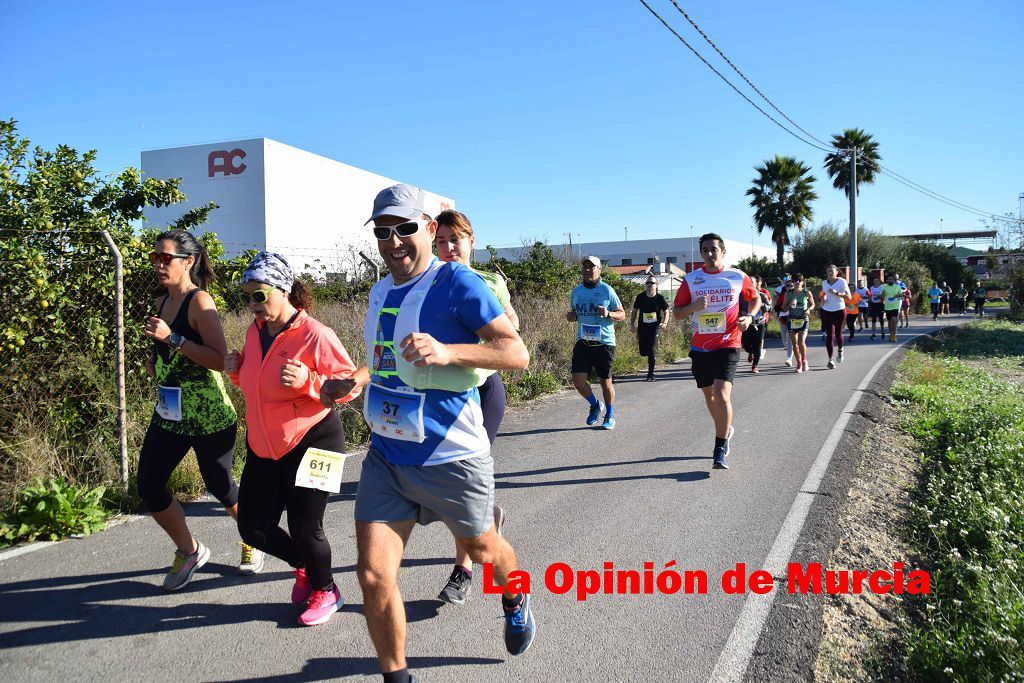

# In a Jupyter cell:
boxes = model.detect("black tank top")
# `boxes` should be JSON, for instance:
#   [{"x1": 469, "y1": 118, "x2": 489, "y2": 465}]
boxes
[{"x1": 155, "y1": 289, "x2": 202, "y2": 363}]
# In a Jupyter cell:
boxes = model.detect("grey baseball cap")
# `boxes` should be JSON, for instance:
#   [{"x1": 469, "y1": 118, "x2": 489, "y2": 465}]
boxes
[
  {"x1": 365, "y1": 183, "x2": 428, "y2": 224},
  {"x1": 582, "y1": 255, "x2": 601, "y2": 268}
]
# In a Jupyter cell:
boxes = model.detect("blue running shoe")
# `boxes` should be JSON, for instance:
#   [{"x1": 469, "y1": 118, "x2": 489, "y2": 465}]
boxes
[
  {"x1": 586, "y1": 401, "x2": 603, "y2": 426},
  {"x1": 504, "y1": 593, "x2": 536, "y2": 655},
  {"x1": 723, "y1": 425, "x2": 734, "y2": 458},
  {"x1": 713, "y1": 445, "x2": 729, "y2": 470},
  {"x1": 602, "y1": 415, "x2": 616, "y2": 430}
]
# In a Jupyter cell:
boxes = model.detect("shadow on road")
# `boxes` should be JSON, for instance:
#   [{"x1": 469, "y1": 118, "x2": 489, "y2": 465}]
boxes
[
  {"x1": 495, "y1": 455, "x2": 712, "y2": 490},
  {"x1": 214, "y1": 654, "x2": 504, "y2": 681}
]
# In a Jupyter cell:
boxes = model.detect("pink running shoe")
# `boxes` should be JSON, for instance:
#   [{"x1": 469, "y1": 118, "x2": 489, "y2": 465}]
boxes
[
  {"x1": 292, "y1": 567, "x2": 313, "y2": 605},
  {"x1": 298, "y1": 585, "x2": 343, "y2": 626},
  {"x1": 802, "y1": 360, "x2": 810, "y2": 371}
]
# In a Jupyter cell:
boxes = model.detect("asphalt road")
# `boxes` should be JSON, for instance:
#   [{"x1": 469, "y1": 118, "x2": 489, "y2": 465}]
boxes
[{"x1": 0, "y1": 316, "x2": 961, "y2": 682}]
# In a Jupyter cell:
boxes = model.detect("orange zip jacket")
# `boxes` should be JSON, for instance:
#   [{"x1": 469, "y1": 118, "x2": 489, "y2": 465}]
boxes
[{"x1": 229, "y1": 309, "x2": 359, "y2": 460}]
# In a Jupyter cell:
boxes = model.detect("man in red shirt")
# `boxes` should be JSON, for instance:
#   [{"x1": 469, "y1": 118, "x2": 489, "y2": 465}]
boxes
[{"x1": 674, "y1": 233, "x2": 760, "y2": 469}]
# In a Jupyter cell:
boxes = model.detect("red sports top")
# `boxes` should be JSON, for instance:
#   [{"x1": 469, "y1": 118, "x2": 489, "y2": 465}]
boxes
[{"x1": 674, "y1": 266, "x2": 759, "y2": 351}]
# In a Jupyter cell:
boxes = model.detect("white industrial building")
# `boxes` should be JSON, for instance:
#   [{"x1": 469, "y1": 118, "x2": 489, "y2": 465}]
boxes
[
  {"x1": 474, "y1": 236, "x2": 776, "y2": 273},
  {"x1": 141, "y1": 138, "x2": 454, "y2": 278}
]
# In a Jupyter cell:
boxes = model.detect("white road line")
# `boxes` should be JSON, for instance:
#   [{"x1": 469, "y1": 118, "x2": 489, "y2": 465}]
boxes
[{"x1": 708, "y1": 327, "x2": 937, "y2": 683}]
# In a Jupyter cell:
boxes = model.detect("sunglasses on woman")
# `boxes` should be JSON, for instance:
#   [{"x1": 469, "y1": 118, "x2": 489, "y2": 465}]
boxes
[
  {"x1": 149, "y1": 251, "x2": 190, "y2": 266},
  {"x1": 372, "y1": 219, "x2": 427, "y2": 241},
  {"x1": 240, "y1": 286, "x2": 276, "y2": 305}
]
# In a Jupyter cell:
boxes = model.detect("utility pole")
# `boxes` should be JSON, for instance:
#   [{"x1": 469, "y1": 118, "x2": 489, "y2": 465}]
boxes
[
  {"x1": 624, "y1": 226, "x2": 628, "y2": 241},
  {"x1": 849, "y1": 148, "x2": 858, "y2": 283},
  {"x1": 567, "y1": 232, "x2": 573, "y2": 257}
]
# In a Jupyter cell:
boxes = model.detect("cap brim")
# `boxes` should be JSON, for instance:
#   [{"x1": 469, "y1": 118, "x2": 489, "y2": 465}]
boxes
[{"x1": 364, "y1": 207, "x2": 425, "y2": 225}]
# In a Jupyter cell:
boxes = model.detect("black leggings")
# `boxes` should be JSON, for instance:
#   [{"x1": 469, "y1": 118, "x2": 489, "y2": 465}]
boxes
[
  {"x1": 137, "y1": 421, "x2": 238, "y2": 513},
  {"x1": 237, "y1": 412, "x2": 345, "y2": 591},
  {"x1": 750, "y1": 324, "x2": 767, "y2": 367},
  {"x1": 846, "y1": 312, "x2": 858, "y2": 337},
  {"x1": 479, "y1": 372, "x2": 507, "y2": 446},
  {"x1": 821, "y1": 309, "x2": 846, "y2": 357}
]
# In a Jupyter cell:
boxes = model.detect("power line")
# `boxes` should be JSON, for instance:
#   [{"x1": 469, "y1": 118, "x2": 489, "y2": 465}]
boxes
[
  {"x1": 636, "y1": 0, "x2": 835, "y2": 153},
  {"x1": 641, "y1": 1, "x2": 1018, "y2": 226},
  {"x1": 666, "y1": 0, "x2": 835, "y2": 150}
]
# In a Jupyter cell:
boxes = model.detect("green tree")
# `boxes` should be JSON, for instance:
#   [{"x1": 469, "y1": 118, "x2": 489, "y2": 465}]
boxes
[
  {"x1": 0, "y1": 119, "x2": 220, "y2": 505},
  {"x1": 746, "y1": 155, "x2": 818, "y2": 267},
  {"x1": 823, "y1": 128, "x2": 881, "y2": 197},
  {"x1": 735, "y1": 255, "x2": 782, "y2": 282}
]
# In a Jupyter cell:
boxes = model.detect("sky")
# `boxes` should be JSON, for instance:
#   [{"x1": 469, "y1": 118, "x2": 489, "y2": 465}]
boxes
[{"x1": 4, "y1": 0, "x2": 1022, "y2": 251}]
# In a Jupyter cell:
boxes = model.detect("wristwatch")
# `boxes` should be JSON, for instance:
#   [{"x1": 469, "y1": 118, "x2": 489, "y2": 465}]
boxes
[{"x1": 167, "y1": 332, "x2": 185, "y2": 350}]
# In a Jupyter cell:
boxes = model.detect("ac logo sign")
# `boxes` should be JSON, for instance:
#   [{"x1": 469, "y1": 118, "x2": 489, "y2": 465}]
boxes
[{"x1": 208, "y1": 149, "x2": 247, "y2": 177}]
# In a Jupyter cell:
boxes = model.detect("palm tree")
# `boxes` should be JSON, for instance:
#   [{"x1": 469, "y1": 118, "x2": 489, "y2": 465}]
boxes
[
  {"x1": 746, "y1": 155, "x2": 818, "y2": 267},
  {"x1": 824, "y1": 128, "x2": 881, "y2": 197}
]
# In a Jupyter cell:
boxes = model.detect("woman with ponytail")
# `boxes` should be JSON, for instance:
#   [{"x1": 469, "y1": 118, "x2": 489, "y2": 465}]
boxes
[
  {"x1": 227, "y1": 252, "x2": 360, "y2": 626},
  {"x1": 140, "y1": 229, "x2": 260, "y2": 592}
]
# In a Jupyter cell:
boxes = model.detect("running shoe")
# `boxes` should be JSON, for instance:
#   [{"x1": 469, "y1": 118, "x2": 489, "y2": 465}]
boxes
[
  {"x1": 796, "y1": 363, "x2": 803, "y2": 374},
  {"x1": 586, "y1": 401, "x2": 603, "y2": 426},
  {"x1": 162, "y1": 541, "x2": 210, "y2": 591},
  {"x1": 646, "y1": 373, "x2": 655, "y2": 382},
  {"x1": 238, "y1": 542, "x2": 264, "y2": 575},
  {"x1": 837, "y1": 349, "x2": 844, "y2": 364},
  {"x1": 890, "y1": 334, "x2": 897, "y2": 342},
  {"x1": 601, "y1": 415, "x2": 616, "y2": 430},
  {"x1": 712, "y1": 445, "x2": 729, "y2": 469},
  {"x1": 803, "y1": 360, "x2": 810, "y2": 372},
  {"x1": 870, "y1": 333, "x2": 876, "y2": 340},
  {"x1": 751, "y1": 366, "x2": 760, "y2": 373},
  {"x1": 784, "y1": 355, "x2": 793, "y2": 367},
  {"x1": 827, "y1": 358, "x2": 835, "y2": 369},
  {"x1": 298, "y1": 584, "x2": 343, "y2": 626},
  {"x1": 494, "y1": 504, "x2": 506, "y2": 536},
  {"x1": 504, "y1": 593, "x2": 537, "y2": 655},
  {"x1": 292, "y1": 567, "x2": 313, "y2": 604},
  {"x1": 724, "y1": 425, "x2": 734, "y2": 458},
  {"x1": 438, "y1": 567, "x2": 473, "y2": 606}
]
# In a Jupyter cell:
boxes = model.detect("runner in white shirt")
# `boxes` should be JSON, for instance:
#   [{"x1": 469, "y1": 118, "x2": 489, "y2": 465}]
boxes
[
  {"x1": 868, "y1": 276, "x2": 885, "y2": 340},
  {"x1": 819, "y1": 265, "x2": 850, "y2": 369}
]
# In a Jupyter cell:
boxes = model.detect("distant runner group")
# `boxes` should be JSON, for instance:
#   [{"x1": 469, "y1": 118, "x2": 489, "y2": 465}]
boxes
[{"x1": 136, "y1": 183, "x2": 977, "y2": 682}]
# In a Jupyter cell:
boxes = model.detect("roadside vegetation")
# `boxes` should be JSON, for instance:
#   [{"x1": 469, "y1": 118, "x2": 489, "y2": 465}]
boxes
[{"x1": 891, "y1": 320, "x2": 1024, "y2": 681}]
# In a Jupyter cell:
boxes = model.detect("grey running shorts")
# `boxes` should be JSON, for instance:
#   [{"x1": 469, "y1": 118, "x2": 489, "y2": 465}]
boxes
[{"x1": 354, "y1": 447, "x2": 495, "y2": 539}]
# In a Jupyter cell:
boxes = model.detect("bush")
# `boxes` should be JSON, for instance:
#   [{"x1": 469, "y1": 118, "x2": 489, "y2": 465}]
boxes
[
  {"x1": 892, "y1": 321, "x2": 1024, "y2": 681},
  {"x1": 0, "y1": 478, "x2": 108, "y2": 546}
]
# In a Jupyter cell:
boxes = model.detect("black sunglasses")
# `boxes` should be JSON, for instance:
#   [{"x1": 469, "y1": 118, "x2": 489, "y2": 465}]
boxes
[{"x1": 372, "y1": 220, "x2": 424, "y2": 241}]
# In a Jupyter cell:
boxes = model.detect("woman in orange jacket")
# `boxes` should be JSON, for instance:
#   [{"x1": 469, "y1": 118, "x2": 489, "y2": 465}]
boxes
[{"x1": 227, "y1": 252, "x2": 360, "y2": 627}]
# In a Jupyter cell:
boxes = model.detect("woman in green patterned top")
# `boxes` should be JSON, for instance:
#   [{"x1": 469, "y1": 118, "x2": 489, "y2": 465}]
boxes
[
  {"x1": 139, "y1": 229, "x2": 260, "y2": 591},
  {"x1": 432, "y1": 209, "x2": 519, "y2": 606}
]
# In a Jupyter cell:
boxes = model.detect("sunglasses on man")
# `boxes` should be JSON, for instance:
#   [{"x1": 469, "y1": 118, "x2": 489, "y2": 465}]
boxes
[
  {"x1": 149, "y1": 251, "x2": 190, "y2": 266},
  {"x1": 240, "y1": 286, "x2": 276, "y2": 305},
  {"x1": 372, "y1": 219, "x2": 428, "y2": 241}
]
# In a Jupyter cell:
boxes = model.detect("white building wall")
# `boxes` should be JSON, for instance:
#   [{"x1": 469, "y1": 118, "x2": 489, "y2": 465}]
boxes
[
  {"x1": 475, "y1": 236, "x2": 776, "y2": 269},
  {"x1": 262, "y1": 139, "x2": 454, "y2": 277},
  {"x1": 142, "y1": 139, "x2": 267, "y2": 249},
  {"x1": 142, "y1": 138, "x2": 455, "y2": 278}
]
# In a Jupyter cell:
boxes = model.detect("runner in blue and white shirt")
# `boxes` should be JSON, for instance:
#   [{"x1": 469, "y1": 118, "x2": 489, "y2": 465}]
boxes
[
  {"x1": 320, "y1": 184, "x2": 536, "y2": 683},
  {"x1": 567, "y1": 256, "x2": 625, "y2": 430}
]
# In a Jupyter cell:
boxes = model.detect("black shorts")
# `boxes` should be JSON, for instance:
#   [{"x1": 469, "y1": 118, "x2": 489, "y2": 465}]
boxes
[
  {"x1": 689, "y1": 348, "x2": 739, "y2": 388},
  {"x1": 869, "y1": 302, "x2": 884, "y2": 322},
  {"x1": 885, "y1": 308, "x2": 899, "y2": 320},
  {"x1": 571, "y1": 340, "x2": 615, "y2": 379}
]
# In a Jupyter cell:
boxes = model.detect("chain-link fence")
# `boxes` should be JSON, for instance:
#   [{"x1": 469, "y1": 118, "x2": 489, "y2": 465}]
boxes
[{"x1": 1, "y1": 231, "x2": 138, "y2": 509}]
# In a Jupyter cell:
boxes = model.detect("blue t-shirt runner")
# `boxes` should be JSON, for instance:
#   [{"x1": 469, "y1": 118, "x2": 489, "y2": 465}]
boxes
[
  {"x1": 570, "y1": 281, "x2": 623, "y2": 346},
  {"x1": 365, "y1": 260, "x2": 504, "y2": 466}
]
